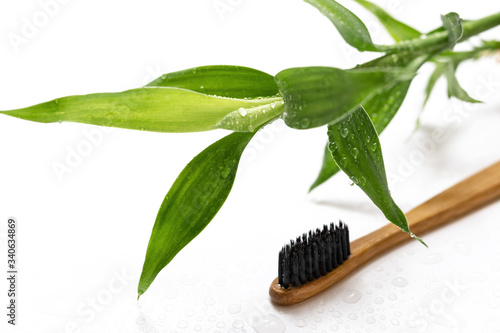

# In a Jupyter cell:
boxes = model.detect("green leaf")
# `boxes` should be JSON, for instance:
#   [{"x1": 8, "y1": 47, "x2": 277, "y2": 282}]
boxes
[
  {"x1": 327, "y1": 105, "x2": 423, "y2": 243},
  {"x1": 138, "y1": 131, "x2": 254, "y2": 297},
  {"x1": 0, "y1": 88, "x2": 283, "y2": 133},
  {"x1": 423, "y1": 62, "x2": 446, "y2": 107},
  {"x1": 441, "y1": 12, "x2": 463, "y2": 49},
  {"x1": 444, "y1": 62, "x2": 482, "y2": 103},
  {"x1": 310, "y1": 80, "x2": 412, "y2": 190},
  {"x1": 353, "y1": 0, "x2": 422, "y2": 42},
  {"x1": 275, "y1": 66, "x2": 414, "y2": 129},
  {"x1": 305, "y1": 0, "x2": 378, "y2": 51},
  {"x1": 146, "y1": 65, "x2": 280, "y2": 99},
  {"x1": 413, "y1": 62, "x2": 446, "y2": 130}
]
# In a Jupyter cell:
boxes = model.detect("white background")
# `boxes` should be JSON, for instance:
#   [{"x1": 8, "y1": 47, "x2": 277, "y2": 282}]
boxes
[{"x1": 1, "y1": 0, "x2": 500, "y2": 332}]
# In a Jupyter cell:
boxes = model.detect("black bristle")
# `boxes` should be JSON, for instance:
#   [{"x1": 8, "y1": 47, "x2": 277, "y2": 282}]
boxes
[
  {"x1": 277, "y1": 221, "x2": 350, "y2": 288},
  {"x1": 278, "y1": 247, "x2": 284, "y2": 286}
]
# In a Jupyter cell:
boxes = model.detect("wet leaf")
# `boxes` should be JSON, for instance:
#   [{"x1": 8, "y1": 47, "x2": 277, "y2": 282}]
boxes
[
  {"x1": 444, "y1": 62, "x2": 482, "y2": 103},
  {"x1": 0, "y1": 88, "x2": 282, "y2": 133},
  {"x1": 138, "y1": 131, "x2": 255, "y2": 297},
  {"x1": 441, "y1": 12, "x2": 463, "y2": 49},
  {"x1": 275, "y1": 66, "x2": 413, "y2": 129},
  {"x1": 353, "y1": 0, "x2": 422, "y2": 42},
  {"x1": 305, "y1": 0, "x2": 378, "y2": 51},
  {"x1": 326, "y1": 105, "x2": 423, "y2": 243},
  {"x1": 310, "y1": 80, "x2": 412, "y2": 190},
  {"x1": 146, "y1": 65, "x2": 279, "y2": 99}
]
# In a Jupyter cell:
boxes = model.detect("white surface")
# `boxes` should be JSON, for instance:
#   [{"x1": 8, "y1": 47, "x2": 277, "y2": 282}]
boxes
[{"x1": 1, "y1": 0, "x2": 500, "y2": 332}]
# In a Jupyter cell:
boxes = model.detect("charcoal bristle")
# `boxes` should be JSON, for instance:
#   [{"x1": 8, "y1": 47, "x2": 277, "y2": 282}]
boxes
[{"x1": 277, "y1": 222, "x2": 350, "y2": 289}]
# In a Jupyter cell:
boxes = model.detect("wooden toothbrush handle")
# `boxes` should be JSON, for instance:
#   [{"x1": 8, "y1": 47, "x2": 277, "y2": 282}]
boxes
[
  {"x1": 352, "y1": 160, "x2": 500, "y2": 260},
  {"x1": 270, "y1": 161, "x2": 500, "y2": 305}
]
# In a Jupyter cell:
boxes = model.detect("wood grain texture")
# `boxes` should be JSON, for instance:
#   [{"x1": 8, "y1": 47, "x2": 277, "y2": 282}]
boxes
[{"x1": 270, "y1": 161, "x2": 500, "y2": 305}]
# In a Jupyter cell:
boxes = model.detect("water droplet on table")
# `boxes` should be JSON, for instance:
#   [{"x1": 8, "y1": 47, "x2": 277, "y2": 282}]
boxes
[
  {"x1": 391, "y1": 277, "x2": 408, "y2": 287},
  {"x1": 252, "y1": 314, "x2": 286, "y2": 333},
  {"x1": 164, "y1": 289, "x2": 178, "y2": 299},
  {"x1": 295, "y1": 319, "x2": 307, "y2": 327},
  {"x1": 177, "y1": 320, "x2": 189, "y2": 329},
  {"x1": 333, "y1": 311, "x2": 342, "y2": 318},
  {"x1": 454, "y1": 242, "x2": 471, "y2": 255},
  {"x1": 233, "y1": 320, "x2": 244, "y2": 328},
  {"x1": 420, "y1": 253, "x2": 443, "y2": 265},
  {"x1": 343, "y1": 290, "x2": 362, "y2": 304},
  {"x1": 204, "y1": 297, "x2": 215, "y2": 306},
  {"x1": 214, "y1": 276, "x2": 227, "y2": 286},
  {"x1": 348, "y1": 313, "x2": 358, "y2": 320},
  {"x1": 227, "y1": 304, "x2": 242, "y2": 314},
  {"x1": 181, "y1": 274, "x2": 199, "y2": 286}
]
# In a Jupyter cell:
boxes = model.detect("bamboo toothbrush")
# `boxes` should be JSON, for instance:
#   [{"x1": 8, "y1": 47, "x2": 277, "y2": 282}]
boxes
[{"x1": 269, "y1": 161, "x2": 500, "y2": 306}]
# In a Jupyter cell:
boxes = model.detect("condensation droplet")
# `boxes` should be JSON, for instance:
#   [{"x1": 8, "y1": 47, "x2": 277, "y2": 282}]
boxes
[
  {"x1": 136, "y1": 317, "x2": 146, "y2": 325},
  {"x1": 295, "y1": 319, "x2": 307, "y2": 327},
  {"x1": 469, "y1": 272, "x2": 487, "y2": 283},
  {"x1": 351, "y1": 147, "x2": 359, "y2": 159},
  {"x1": 494, "y1": 290, "x2": 500, "y2": 298},
  {"x1": 214, "y1": 277, "x2": 227, "y2": 287},
  {"x1": 391, "y1": 277, "x2": 408, "y2": 287},
  {"x1": 343, "y1": 290, "x2": 362, "y2": 304},
  {"x1": 391, "y1": 318, "x2": 400, "y2": 326},
  {"x1": 252, "y1": 314, "x2": 286, "y2": 333},
  {"x1": 333, "y1": 311, "x2": 342, "y2": 318},
  {"x1": 330, "y1": 324, "x2": 339, "y2": 331},
  {"x1": 228, "y1": 304, "x2": 242, "y2": 314},
  {"x1": 348, "y1": 313, "x2": 358, "y2": 320},
  {"x1": 238, "y1": 108, "x2": 247, "y2": 117},
  {"x1": 177, "y1": 320, "x2": 189, "y2": 329},
  {"x1": 216, "y1": 321, "x2": 225, "y2": 328},
  {"x1": 185, "y1": 308, "x2": 195, "y2": 317},
  {"x1": 420, "y1": 253, "x2": 443, "y2": 265},
  {"x1": 375, "y1": 283, "x2": 382, "y2": 289},
  {"x1": 233, "y1": 320, "x2": 244, "y2": 328},
  {"x1": 374, "y1": 297, "x2": 384, "y2": 304},
  {"x1": 194, "y1": 324, "x2": 202, "y2": 332},
  {"x1": 204, "y1": 297, "x2": 215, "y2": 306},
  {"x1": 164, "y1": 289, "x2": 178, "y2": 299},
  {"x1": 181, "y1": 274, "x2": 200, "y2": 286},
  {"x1": 454, "y1": 242, "x2": 471, "y2": 255},
  {"x1": 366, "y1": 317, "x2": 376, "y2": 324},
  {"x1": 388, "y1": 294, "x2": 397, "y2": 301}
]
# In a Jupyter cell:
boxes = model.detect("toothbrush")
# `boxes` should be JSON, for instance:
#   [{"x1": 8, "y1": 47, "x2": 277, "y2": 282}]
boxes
[{"x1": 269, "y1": 161, "x2": 500, "y2": 305}]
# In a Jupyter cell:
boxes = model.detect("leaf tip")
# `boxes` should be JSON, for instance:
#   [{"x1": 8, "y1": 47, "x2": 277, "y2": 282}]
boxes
[{"x1": 409, "y1": 232, "x2": 427, "y2": 247}]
